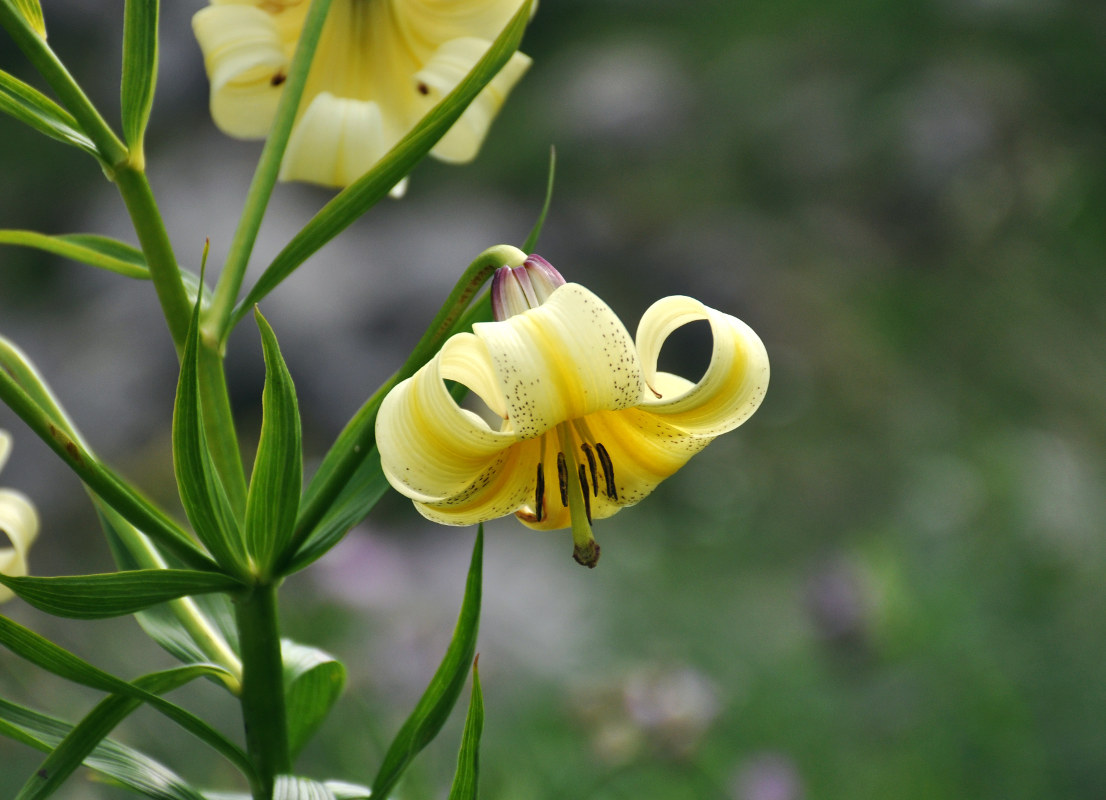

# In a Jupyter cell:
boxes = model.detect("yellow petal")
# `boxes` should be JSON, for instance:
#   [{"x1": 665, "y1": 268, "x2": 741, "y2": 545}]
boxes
[
  {"x1": 415, "y1": 39, "x2": 532, "y2": 163},
  {"x1": 413, "y1": 439, "x2": 534, "y2": 527},
  {"x1": 472, "y1": 283, "x2": 644, "y2": 440},
  {"x1": 279, "y1": 92, "x2": 394, "y2": 188},
  {"x1": 193, "y1": 5, "x2": 288, "y2": 138},
  {"x1": 635, "y1": 295, "x2": 769, "y2": 436},
  {"x1": 0, "y1": 487, "x2": 38, "y2": 604},
  {"x1": 377, "y1": 332, "x2": 518, "y2": 506}
]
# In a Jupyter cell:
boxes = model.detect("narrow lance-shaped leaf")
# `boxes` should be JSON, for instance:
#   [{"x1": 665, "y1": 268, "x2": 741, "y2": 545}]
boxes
[
  {"x1": 448, "y1": 658, "x2": 485, "y2": 800},
  {"x1": 0, "y1": 70, "x2": 97, "y2": 156},
  {"x1": 0, "y1": 615, "x2": 253, "y2": 781},
  {"x1": 232, "y1": 0, "x2": 534, "y2": 323},
  {"x1": 284, "y1": 249, "x2": 508, "y2": 575},
  {"x1": 15, "y1": 665, "x2": 234, "y2": 800},
  {"x1": 98, "y1": 504, "x2": 242, "y2": 683},
  {"x1": 172, "y1": 292, "x2": 248, "y2": 577},
  {"x1": 0, "y1": 697, "x2": 207, "y2": 800},
  {"x1": 245, "y1": 308, "x2": 302, "y2": 575},
  {"x1": 371, "y1": 527, "x2": 483, "y2": 799},
  {"x1": 0, "y1": 569, "x2": 243, "y2": 620},
  {"x1": 0, "y1": 337, "x2": 218, "y2": 571},
  {"x1": 120, "y1": 0, "x2": 158, "y2": 155},
  {"x1": 281, "y1": 640, "x2": 345, "y2": 757}
]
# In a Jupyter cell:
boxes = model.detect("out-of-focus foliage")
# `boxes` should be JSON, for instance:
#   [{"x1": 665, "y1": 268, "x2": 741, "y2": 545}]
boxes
[{"x1": 2, "y1": 0, "x2": 1105, "y2": 798}]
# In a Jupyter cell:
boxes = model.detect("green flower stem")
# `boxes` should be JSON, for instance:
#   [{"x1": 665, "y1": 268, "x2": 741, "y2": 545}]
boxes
[
  {"x1": 235, "y1": 582, "x2": 290, "y2": 799},
  {"x1": 113, "y1": 164, "x2": 191, "y2": 351},
  {"x1": 285, "y1": 247, "x2": 517, "y2": 566},
  {"x1": 0, "y1": 1, "x2": 127, "y2": 167},
  {"x1": 206, "y1": 0, "x2": 335, "y2": 345},
  {"x1": 198, "y1": 339, "x2": 249, "y2": 519}
]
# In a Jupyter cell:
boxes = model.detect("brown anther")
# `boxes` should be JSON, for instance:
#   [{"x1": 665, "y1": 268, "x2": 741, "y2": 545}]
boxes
[
  {"x1": 595, "y1": 443, "x2": 617, "y2": 500},
  {"x1": 534, "y1": 462, "x2": 545, "y2": 522},
  {"x1": 578, "y1": 465, "x2": 593, "y2": 523},
  {"x1": 270, "y1": 72, "x2": 287, "y2": 87},
  {"x1": 416, "y1": 82, "x2": 430, "y2": 95},
  {"x1": 580, "y1": 442, "x2": 599, "y2": 496},
  {"x1": 556, "y1": 452, "x2": 568, "y2": 506}
]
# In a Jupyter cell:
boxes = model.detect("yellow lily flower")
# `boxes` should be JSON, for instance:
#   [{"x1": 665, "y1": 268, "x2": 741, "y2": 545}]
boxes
[
  {"x1": 0, "y1": 430, "x2": 39, "y2": 602},
  {"x1": 192, "y1": 0, "x2": 533, "y2": 190},
  {"x1": 376, "y1": 250, "x2": 770, "y2": 566}
]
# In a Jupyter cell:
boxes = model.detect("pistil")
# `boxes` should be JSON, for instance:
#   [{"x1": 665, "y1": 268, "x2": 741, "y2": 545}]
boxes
[{"x1": 556, "y1": 422, "x2": 600, "y2": 568}]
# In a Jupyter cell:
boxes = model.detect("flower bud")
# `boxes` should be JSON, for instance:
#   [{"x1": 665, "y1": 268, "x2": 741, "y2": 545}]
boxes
[{"x1": 491, "y1": 254, "x2": 566, "y2": 320}]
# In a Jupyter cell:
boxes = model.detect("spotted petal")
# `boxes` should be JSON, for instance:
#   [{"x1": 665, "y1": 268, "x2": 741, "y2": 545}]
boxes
[
  {"x1": 416, "y1": 38, "x2": 532, "y2": 163},
  {"x1": 193, "y1": 4, "x2": 288, "y2": 138},
  {"x1": 635, "y1": 295, "x2": 770, "y2": 437},
  {"x1": 472, "y1": 283, "x2": 644, "y2": 440},
  {"x1": 377, "y1": 332, "x2": 518, "y2": 507}
]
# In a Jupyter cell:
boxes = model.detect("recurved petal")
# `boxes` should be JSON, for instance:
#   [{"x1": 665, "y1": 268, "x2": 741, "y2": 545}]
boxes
[
  {"x1": 412, "y1": 438, "x2": 534, "y2": 527},
  {"x1": 635, "y1": 295, "x2": 769, "y2": 437},
  {"x1": 377, "y1": 332, "x2": 518, "y2": 507},
  {"x1": 193, "y1": 5, "x2": 287, "y2": 138},
  {"x1": 0, "y1": 488, "x2": 39, "y2": 603},
  {"x1": 417, "y1": 38, "x2": 531, "y2": 163},
  {"x1": 473, "y1": 284, "x2": 644, "y2": 440},
  {"x1": 279, "y1": 93, "x2": 395, "y2": 188}
]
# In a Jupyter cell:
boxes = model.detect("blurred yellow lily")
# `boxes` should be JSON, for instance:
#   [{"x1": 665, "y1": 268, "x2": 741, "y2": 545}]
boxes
[
  {"x1": 192, "y1": 0, "x2": 533, "y2": 190},
  {"x1": 376, "y1": 251, "x2": 769, "y2": 566},
  {"x1": 0, "y1": 430, "x2": 39, "y2": 602}
]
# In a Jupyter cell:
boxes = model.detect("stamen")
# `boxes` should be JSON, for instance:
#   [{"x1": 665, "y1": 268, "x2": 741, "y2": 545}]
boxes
[
  {"x1": 556, "y1": 452, "x2": 569, "y2": 506},
  {"x1": 595, "y1": 443, "x2": 617, "y2": 500},
  {"x1": 578, "y1": 465, "x2": 593, "y2": 523},
  {"x1": 534, "y1": 462, "x2": 545, "y2": 522},
  {"x1": 580, "y1": 442, "x2": 599, "y2": 496}
]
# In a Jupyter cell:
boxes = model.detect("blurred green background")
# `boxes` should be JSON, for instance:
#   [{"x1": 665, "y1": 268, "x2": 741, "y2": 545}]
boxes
[{"x1": 3, "y1": 0, "x2": 1106, "y2": 797}]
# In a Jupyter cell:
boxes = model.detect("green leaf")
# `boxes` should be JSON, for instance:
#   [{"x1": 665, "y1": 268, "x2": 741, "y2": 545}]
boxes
[
  {"x1": 172, "y1": 295, "x2": 248, "y2": 577},
  {"x1": 281, "y1": 640, "x2": 345, "y2": 757},
  {"x1": 120, "y1": 0, "x2": 157, "y2": 154},
  {"x1": 99, "y1": 504, "x2": 241, "y2": 677},
  {"x1": 0, "y1": 231, "x2": 146, "y2": 278},
  {"x1": 371, "y1": 527, "x2": 483, "y2": 799},
  {"x1": 245, "y1": 309, "x2": 302, "y2": 575},
  {"x1": 282, "y1": 445, "x2": 389, "y2": 574},
  {"x1": 0, "y1": 615, "x2": 253, "y2": 781},
  {"x1": 0, "y1": 71, "x2": 97, "y2": 155},
  {"x1": 0, "y1": 697, "x2": 207, "y2": 800},
  {"x1": 448, "y1": 659, "x2": 485, "y2": 800},
  {"x1": 204, "y1": 781, "x2": 370, "y2": 800},
  {"x1": 14, "y1": 666, "x2": 229, "y2": 800},
  {"x1": 0, "y1": 569, "x2": 242, "y2": 619},
  {"x1": 0, "y1": 335, "x2": 219, "y2": 572},
  {"x1": 232, "y1": 0, "x2": 534, "y2": 322},
  {"x1": 273, "y1": 776, "x2": 335, "y2": 800},
  {"x1": 283, "y1": 250, "x2": 506, "y2": 576}
]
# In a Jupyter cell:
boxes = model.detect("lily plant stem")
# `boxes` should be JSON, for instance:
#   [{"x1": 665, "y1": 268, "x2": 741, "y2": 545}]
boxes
[
  {"x1": 206, "y1": 0, "x2": 335, "y2": 345},
  {"x1": 235, "y1": 582, "x2": 290, "y2": 799},
  {"x1": 113, "y1": 164, "x2": 192, "y2": 351}
]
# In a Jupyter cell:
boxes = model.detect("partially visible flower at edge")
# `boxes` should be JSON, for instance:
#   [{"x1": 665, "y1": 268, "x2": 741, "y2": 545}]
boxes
[
  {"x1": 0, "y1": 430, "x2": 40, "y2": 603},
  {"x1": 192, "y1": 0, "x2": 534, "y2": 191},
  {"x1": 376, "y1": 250, "x2": 770, "y2": 567}
]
